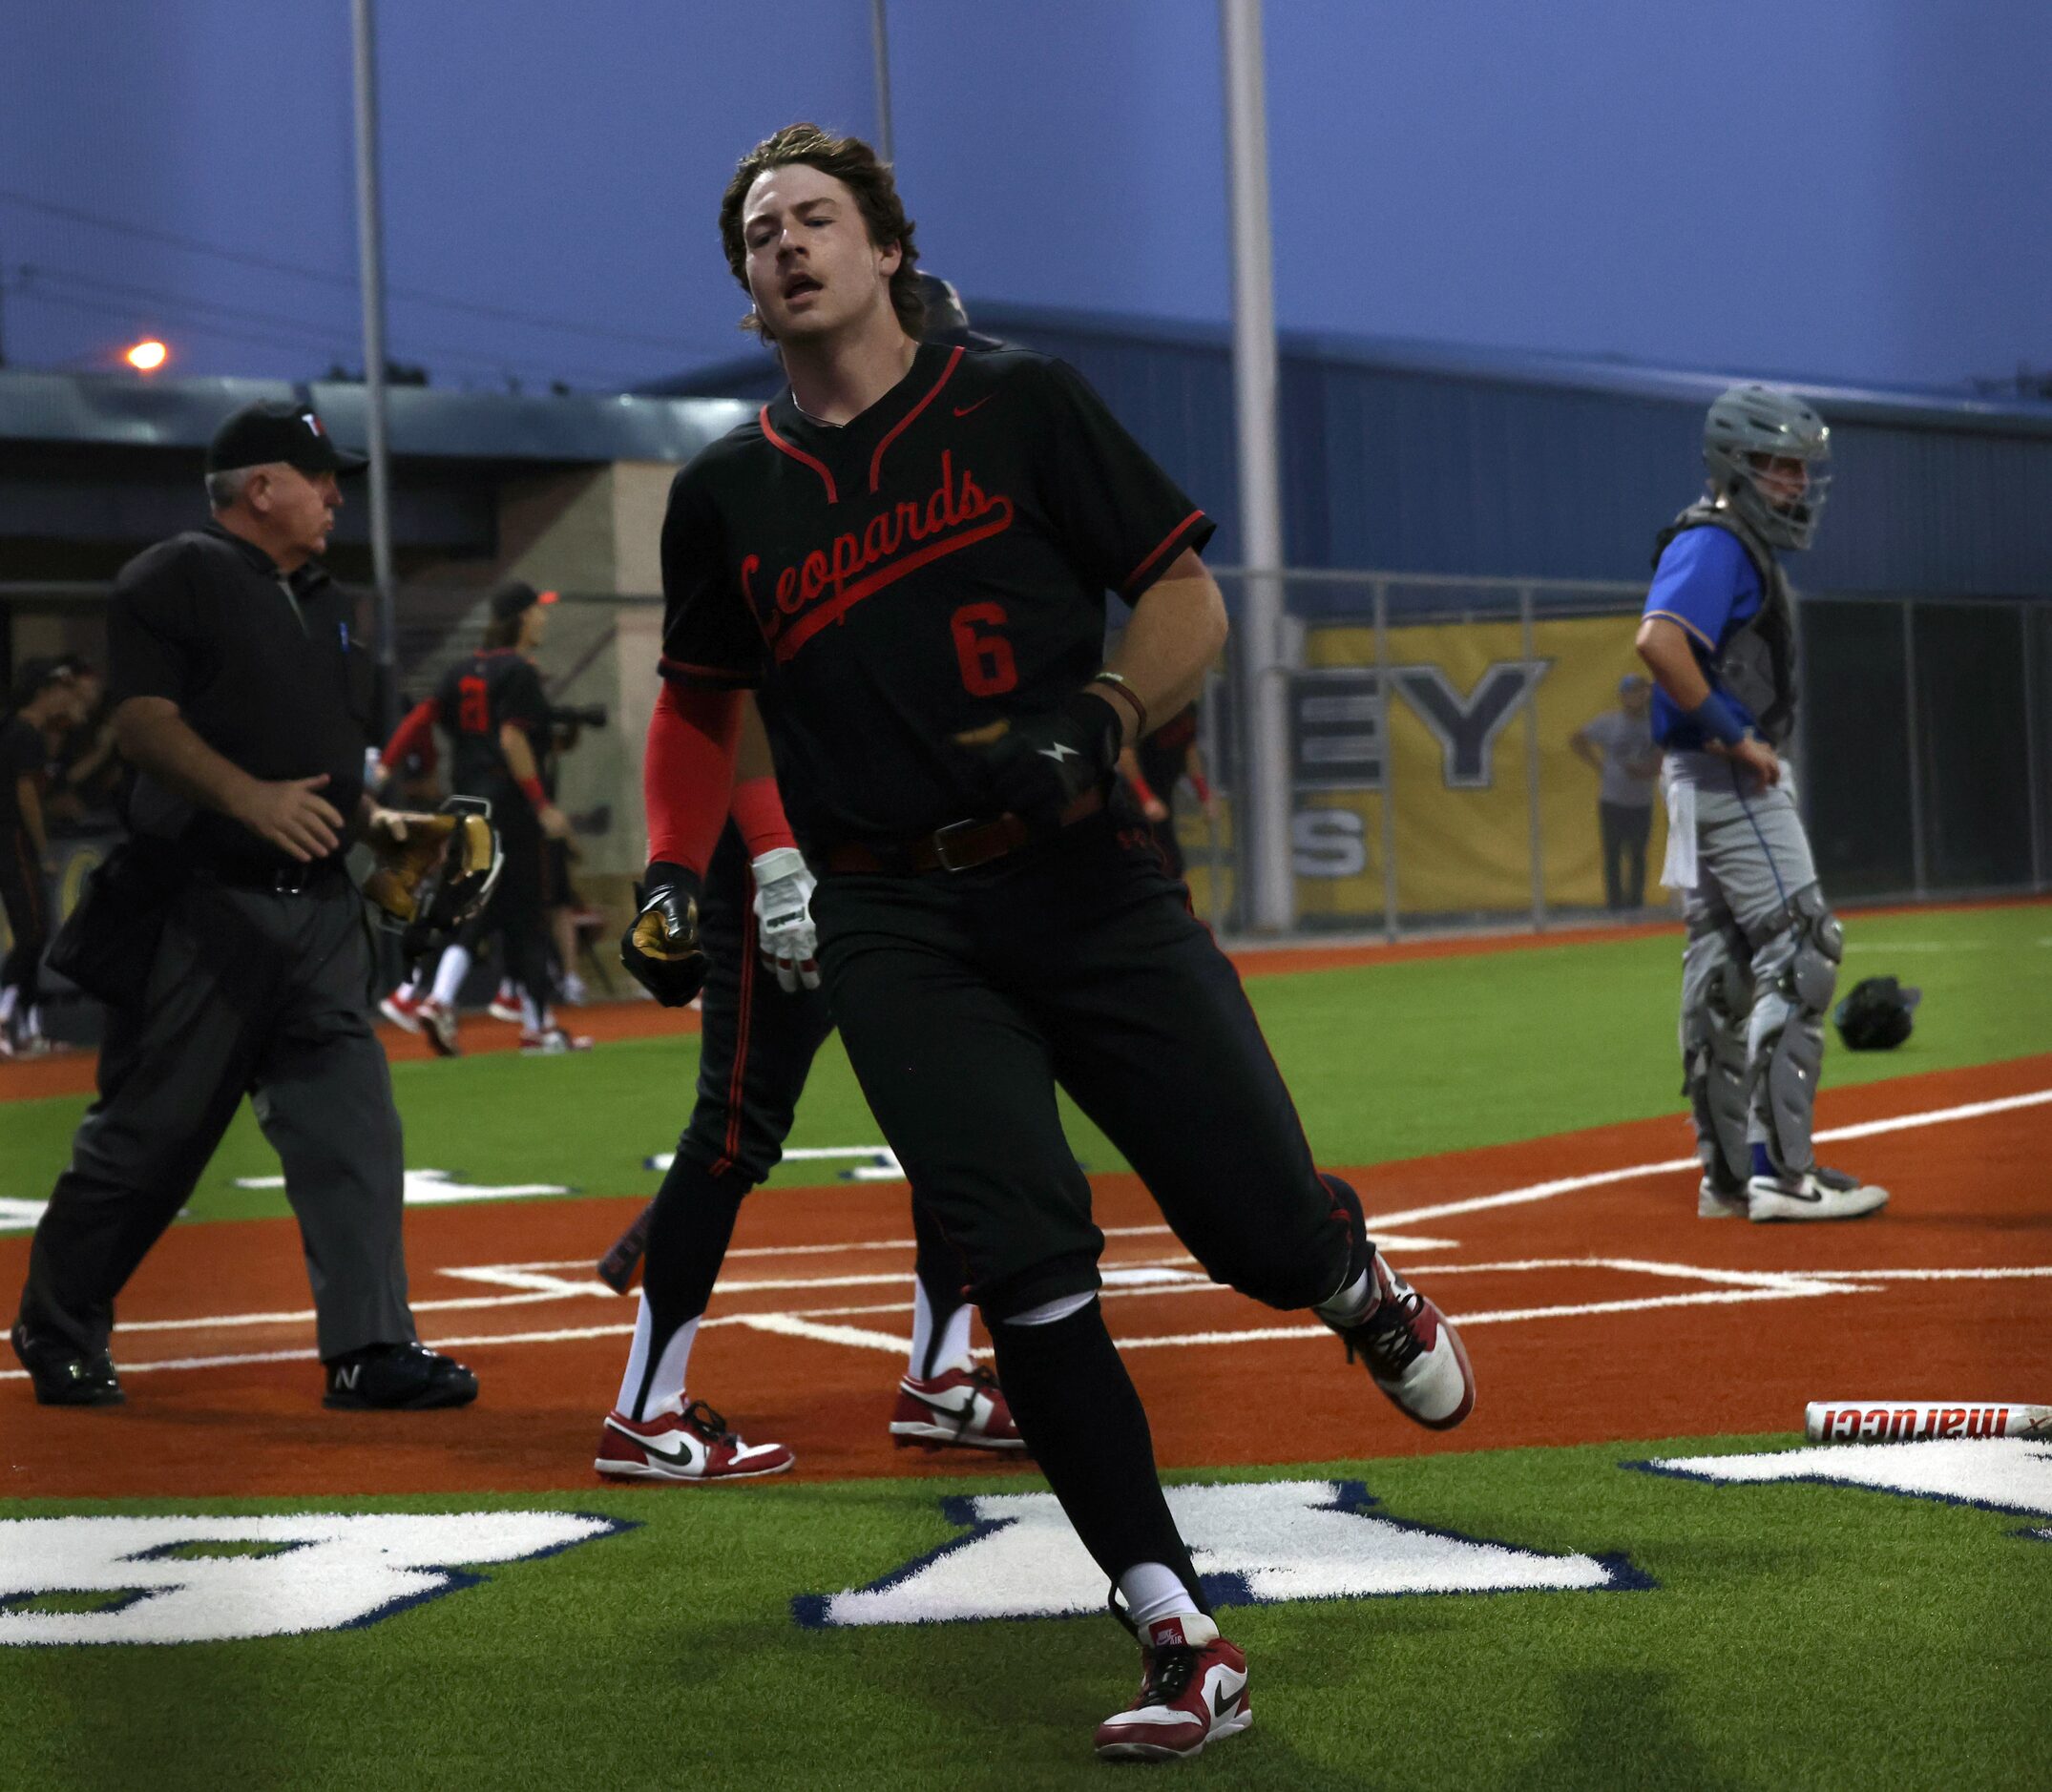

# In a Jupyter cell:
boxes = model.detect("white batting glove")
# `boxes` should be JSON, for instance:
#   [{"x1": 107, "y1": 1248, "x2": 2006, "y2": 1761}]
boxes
[{"x1": 750, "y1": 846, "x2": 821, "y2": 991}]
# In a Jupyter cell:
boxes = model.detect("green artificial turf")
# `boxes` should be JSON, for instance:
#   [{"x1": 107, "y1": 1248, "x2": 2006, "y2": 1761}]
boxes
[
  {"x1": 4, "y1": 1435, "x2": 2045, "y2": 1789},
  {"x1": 4, "y1": 904, "x2": 2047, "y2": 1227}
]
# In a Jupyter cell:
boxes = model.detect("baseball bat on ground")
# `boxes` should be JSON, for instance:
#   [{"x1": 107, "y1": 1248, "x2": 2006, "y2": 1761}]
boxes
[
  {"x1": 1805, "y1": 1401, "x2": 2052, "y2": 1443},
  {"x1": 597, "y1": 1199, "x2": 657, "y2": 1294}
]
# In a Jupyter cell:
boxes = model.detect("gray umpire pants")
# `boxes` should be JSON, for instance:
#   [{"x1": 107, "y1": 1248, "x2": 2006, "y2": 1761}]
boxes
[
  {"x1": 1664, "y1": 750, "x2": 1827, "y2": 1174},
  {"x1": 17, "y1": 871, "x2": 417, "y2": 1362}
]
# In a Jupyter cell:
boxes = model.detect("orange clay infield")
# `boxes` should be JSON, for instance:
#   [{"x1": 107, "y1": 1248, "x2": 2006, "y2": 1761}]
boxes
[{"x1": 4, "y1": 1052, "x2": 2047, "y2": 1502}]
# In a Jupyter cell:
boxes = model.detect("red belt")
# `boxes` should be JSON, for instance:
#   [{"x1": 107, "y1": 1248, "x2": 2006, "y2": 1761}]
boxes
[{"x1": 824, "y1": 788, "x2": 1104, "y2": 875}]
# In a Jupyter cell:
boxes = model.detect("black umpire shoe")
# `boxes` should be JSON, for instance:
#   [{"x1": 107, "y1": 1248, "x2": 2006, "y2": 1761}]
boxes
[
  {"x1": 324, "y1": 1342, "x2": 479, "y2": 1411},
  {"x1": 10, "y1": 1321, "x2": 125, "y2": 1407}
]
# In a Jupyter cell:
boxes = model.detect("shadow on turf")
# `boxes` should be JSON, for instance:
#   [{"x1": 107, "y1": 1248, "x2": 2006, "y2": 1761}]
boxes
[{"x1": 1511, "y1": 1668, "x2": 1741, "y2": 1791}]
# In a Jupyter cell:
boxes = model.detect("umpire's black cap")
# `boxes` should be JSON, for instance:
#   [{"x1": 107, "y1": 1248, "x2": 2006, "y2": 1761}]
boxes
[{"x1": 206, "y1": 401, "x2": 367, "y2": 476}]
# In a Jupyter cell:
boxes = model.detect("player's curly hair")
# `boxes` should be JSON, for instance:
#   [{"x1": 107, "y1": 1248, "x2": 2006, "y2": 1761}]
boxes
[{"x1": 719, "y1": 122, "x2": 925, "y2": 344}]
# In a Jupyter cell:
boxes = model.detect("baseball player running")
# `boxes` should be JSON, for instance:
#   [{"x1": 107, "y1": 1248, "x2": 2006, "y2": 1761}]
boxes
[
  {"x1": 1637, "y1": 385, "x2": 1886, "y2": 1222},
  {"x1": 597, "y1": 741, "x2": 1022, "y2": 1480},
  {"x1": 378, "y1": 582, "x2": 586, "y2": 1056},
  {"x1": 622, "y1": 122, "x2": 1474, "y2": 1763}
]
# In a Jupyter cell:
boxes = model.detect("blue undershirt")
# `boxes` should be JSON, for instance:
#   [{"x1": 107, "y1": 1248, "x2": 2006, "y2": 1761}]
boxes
[{"x1": 1642, "y1": 526, "x2": 1764, "y2": 749}]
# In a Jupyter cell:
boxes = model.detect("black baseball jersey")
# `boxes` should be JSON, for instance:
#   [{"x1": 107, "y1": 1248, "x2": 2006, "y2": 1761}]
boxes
[
  {"x1": 433, "y1": 650, "x2": 548, "y2": 802},
  {"x1": 0, "y1": 715, "x2": 44, "y2": 831},
  {"x1": 659, "y1": 343, "x2": 1213, "y2": 847}
]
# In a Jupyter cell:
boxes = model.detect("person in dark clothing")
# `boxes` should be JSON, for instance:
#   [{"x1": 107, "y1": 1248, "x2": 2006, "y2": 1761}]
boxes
[
  {"x1": 0, "y1": 659, "x2": 91, "y2": 1057},
  {"x1": 10, "y1": 400, "x2": 477, "y2": 1412}
]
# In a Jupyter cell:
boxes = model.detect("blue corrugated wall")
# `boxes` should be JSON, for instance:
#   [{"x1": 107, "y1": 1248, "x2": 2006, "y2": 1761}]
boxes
[{"x1": 944, "y1": 306, "x2": 2052, "y2": 604}]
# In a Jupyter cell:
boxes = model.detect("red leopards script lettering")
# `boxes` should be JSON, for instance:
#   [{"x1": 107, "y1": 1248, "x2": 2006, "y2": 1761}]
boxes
[{"x1": 743, "y1": 451, "x2": 1016, "y2": 665}]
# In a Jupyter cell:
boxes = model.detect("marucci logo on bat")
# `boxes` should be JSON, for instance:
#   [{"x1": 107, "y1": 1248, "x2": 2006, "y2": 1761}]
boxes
[
  {"x1": 743, "y1": 450, "x2": 1016, "y2": 664},
  {"x1": 1803, "y1": 1402, "x2": 2051, "y2": 1443}
]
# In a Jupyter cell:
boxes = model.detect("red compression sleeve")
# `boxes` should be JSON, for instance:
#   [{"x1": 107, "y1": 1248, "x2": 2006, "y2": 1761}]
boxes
[
  {"x1": 644, "y1": 680, "x2": 743, "y2": 875},
  {"x1": 728, "y1": 776, "x2": 797, "y2": 858},
  {"x1": 380, "y1": 697, "x2": 439, "y2": 775}
]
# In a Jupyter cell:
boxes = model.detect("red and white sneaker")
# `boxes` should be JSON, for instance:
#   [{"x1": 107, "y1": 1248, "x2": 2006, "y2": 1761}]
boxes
[
  {"x1": 379, "y1": 988, "x2": 424, "y2": 1033},
  {"x1": 890, "y1": 1365, "x2": 1026, "y2": 1451},
  {"x1": 519, "y1": 1025, "x2": 593, "y2": 1055},
  {"x1": 414, "y1": 996, "x2": 460, "y2": 1058},
  {"x1": 488, "y1": 981, "x2": 523, "y2": 1024},
  {"x1": 1323, "y1": 1249, "x2": 1476, "y2": 1430},
  {"x1": 1094, "y1": 1612, "x2": 1250, "y2": 1762},
  {"x1": 595, "y1": 1401, "x2": 795, "y2": 1482}
]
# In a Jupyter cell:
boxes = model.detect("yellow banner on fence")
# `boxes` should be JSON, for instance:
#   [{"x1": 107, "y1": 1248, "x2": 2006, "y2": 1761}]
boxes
[{"x1": 1281, "y1": 614, "x2": 1668, "y2": 921}]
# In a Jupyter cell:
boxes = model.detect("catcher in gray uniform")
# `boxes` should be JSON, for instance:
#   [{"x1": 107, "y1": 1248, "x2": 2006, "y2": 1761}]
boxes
[{"x1": 1634, "y1": 385, "x2": 1887, "y2": 1222}]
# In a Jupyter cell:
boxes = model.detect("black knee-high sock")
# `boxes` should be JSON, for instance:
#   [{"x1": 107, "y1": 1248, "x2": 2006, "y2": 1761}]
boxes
[
  {"x1": 910, "y1": 1198, "x2": 972, "y2": 1379},
  {"x1": 633, "y1": 1153, "x2": 751, "y2": 1410},
  {"x1": 988, "y1": 1300, "x2": 1207, "y2": 1613}
]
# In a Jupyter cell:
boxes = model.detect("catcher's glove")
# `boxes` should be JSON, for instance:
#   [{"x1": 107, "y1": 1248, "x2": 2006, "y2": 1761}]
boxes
[
  {"x1": 621, "y1": 861, "x2": 707, "y2": 1008},
  {"x1": 362, "y1": 798, "x2": 503, "y2": 962},
  {"x1": 953, "y1": 688, "x2": 1122, "y2": 827}
]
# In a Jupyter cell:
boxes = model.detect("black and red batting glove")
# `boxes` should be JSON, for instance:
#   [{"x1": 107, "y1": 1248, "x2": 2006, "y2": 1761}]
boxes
[
  {"x1": 953, "y1": 688, "x2": 1122, "y2": 827},
  {"x1": 620, "y1": 861, "x2": 708, "y2": 1008}
]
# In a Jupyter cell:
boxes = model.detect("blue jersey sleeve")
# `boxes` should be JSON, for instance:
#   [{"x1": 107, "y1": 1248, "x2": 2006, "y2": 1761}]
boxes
[
  {"x1": 1642, "y1": 527, "x2": 1757, "y2": 655},
  {"x1": 1644, "y1": 525, "x2": 1766, "y2": 750}
]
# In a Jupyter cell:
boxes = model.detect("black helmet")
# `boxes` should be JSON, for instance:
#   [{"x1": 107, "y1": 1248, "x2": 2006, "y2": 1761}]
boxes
[{"x1": 1833, "y1": 976, "x2": 1920, "y2": 1051}]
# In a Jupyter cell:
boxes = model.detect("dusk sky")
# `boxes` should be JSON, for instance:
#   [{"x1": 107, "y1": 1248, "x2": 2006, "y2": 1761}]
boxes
[{"x1": 2, "y1": 0, "x2": 2045, "y2": 395}]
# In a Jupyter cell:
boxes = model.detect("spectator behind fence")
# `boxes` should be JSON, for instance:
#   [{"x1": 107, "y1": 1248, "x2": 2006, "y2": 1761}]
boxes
[{"x1": 1571, "y1": 673, "x2": 1662, "y2": 910}]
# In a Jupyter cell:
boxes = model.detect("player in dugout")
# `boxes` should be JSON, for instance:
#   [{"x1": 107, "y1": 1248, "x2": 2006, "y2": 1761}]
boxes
[{"x1": 618, "y1": 122, "x2": 1475, "y2": 1762}]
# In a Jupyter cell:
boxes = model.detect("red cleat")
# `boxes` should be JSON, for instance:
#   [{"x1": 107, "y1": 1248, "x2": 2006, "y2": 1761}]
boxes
[
  {"x1": 890, "y1": 1365, "x2": 1026, "y2": 1451},
  {"x1": 595, "y1": 1401, "x2": 794, "y2": 1482},
  {"x1": 1093, "y1": 1612, "x2": 1250, "y2": 1762}
]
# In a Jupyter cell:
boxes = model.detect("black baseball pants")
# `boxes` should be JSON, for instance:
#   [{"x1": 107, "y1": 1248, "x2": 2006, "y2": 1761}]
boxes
[
  {"x1": 0, "y1": 826, "x2": 49, "y2": 1013},
  {"x1": 460, "y1": 810, "x2": 555, "y2": 1015},
  {"x1": 634, "y1": 823, "x2": 972, "y2": 1405},
  {"x1": 812, "y1": 809, "x2": 1354, "y2": 1323}
]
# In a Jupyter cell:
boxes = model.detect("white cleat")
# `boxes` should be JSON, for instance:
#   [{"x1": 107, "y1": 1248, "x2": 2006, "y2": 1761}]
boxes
[{"x1": 1746, "y1": 1165, "x2": 1889, "y2": 1222}]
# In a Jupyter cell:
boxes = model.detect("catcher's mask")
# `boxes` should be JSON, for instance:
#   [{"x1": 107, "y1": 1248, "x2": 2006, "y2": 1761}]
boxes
[
  {"x1": 1832, "y1": 975, "x2": 1920, "y2": 1052},
  {"x1": 398, "y1": 797, "x2": 503, "y2": 961}
]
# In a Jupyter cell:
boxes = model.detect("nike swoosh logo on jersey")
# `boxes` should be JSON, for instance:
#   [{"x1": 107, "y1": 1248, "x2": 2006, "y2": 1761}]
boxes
[
  {"x1": 1038, "y1": 742, "x2": 1081, "y2": 763},
  {"x1": 952, "y1": 397, "x2": 993, "y2": 417}
]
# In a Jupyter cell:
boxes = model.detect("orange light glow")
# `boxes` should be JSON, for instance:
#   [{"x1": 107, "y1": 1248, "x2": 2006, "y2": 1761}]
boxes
[{"x1": 124, "y1": 339, "x2": 169, "y2": 372}]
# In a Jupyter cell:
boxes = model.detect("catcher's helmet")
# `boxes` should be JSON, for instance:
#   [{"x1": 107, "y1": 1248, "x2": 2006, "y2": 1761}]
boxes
[
  {"x1": 1704, "y1": 384, "x2": 1832, "y2": 551},
  {"x1": 1833, "y1": 975, "x2": 1920, "y2": 1051}
]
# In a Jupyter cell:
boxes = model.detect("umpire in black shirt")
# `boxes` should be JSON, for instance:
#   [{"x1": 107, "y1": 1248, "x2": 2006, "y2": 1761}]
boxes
[{"x1": 10, "y1": 400, "x2": 476, "y2": 1411}]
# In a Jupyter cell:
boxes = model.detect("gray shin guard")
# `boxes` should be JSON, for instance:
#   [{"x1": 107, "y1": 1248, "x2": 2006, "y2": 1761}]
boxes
[
  {"x1": 1681, "y1": 916, "x2": 1752, "y2": 1186},
  {"x1": 1748, "y1": 884, "x2": 1842, "y2": 1174}
]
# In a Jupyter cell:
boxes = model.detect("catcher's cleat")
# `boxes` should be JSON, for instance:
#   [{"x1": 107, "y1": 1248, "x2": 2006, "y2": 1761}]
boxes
[
  {"x1": 379, "y1": 987, "x2": 425, "y2": 1033},
  {"x1": 1094, "y1": 1611, "x2": 1251, "y2": 1763},
  {"x1": 1324, "y1": 1250, "x2": 1476, "y2": 1430},
  {"x1": 488, "y1": 982, "x2": 523, "y2": 1025},
  {"x1": 1747, "y1": 1164, "x2": 1888, "y2": 1222},
  {"x1": 323, "y1": 1342, "x2": 477, "y2": 1410},
  {"x1": 10, "y1": 1322, "x2": 124, "y2": 1407},
  {"x1": 519, "y1": 1025, "x2": 593, "y2": 1056},
  {"x1": 1698, "y1": 1171, "x2": 1749, "y2": 1219},
  {"x1": 414, "y1": 996, "x2": 460, "y2": 1058},
  {"x1": 596, "y1": 1401, "x2": 794, "y2": 1482},
  {"x1": 890, "y1": 1365, "x2": 1027, "y2": 1451}
]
